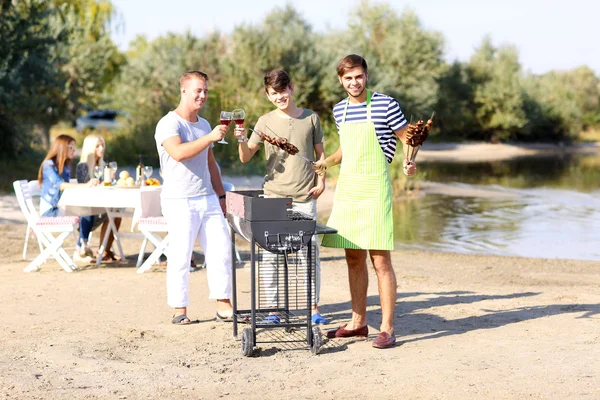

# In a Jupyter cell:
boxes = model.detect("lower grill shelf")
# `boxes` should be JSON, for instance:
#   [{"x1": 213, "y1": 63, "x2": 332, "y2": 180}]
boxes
[{"x1": 234, "y1": 310, "x2": 310, "y2": 329}]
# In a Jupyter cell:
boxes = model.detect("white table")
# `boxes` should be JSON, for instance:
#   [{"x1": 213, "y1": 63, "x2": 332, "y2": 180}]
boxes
[{"x1": 58, "y1": 186, "x2": 162, "y2": 265}]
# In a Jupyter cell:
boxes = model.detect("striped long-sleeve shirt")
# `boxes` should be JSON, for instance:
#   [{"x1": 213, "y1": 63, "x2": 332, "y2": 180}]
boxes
[{"x1": 333, "y1": 91, "x2": 407, "y2": 163}]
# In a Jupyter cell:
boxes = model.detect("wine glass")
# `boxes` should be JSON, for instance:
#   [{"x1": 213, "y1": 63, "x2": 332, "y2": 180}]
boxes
[
  {"x1": 232, "y1": 109, "x2": 247, "y2": 143},
  {"x1": 108, "y1": 161, "x2": 118, "y2": 185},
  {"x1": 93, "y1": 165, "x2": 102, "y2": 184},
  {"x1": 218, "y1": 111, "x2": 232, "y2": 144},
  {"x1": 144, "y1": 166, "x2": 153, "y2": 179}
]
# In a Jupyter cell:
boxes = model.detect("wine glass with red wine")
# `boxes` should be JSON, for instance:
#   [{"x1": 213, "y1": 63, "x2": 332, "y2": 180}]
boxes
[
  {"x1": 218, "y1": 111, "x2": 233, "y2": 144},
  {"x1": 232, "y1": 109, "x2": 246, "y2": 142}
]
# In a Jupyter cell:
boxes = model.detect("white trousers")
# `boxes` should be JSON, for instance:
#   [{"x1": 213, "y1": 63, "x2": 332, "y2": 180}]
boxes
[
  {"x1": 262, "y1": 199, "x2": 321, "y2": 306},
  {"x1": 161, "y1": 195, "x2": 232, "y2": 308}
]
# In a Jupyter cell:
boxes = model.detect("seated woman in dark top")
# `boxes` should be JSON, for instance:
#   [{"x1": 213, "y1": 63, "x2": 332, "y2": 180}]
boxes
[{"x1": 76, "y1": 133, "x2": 122, "y2": 262}]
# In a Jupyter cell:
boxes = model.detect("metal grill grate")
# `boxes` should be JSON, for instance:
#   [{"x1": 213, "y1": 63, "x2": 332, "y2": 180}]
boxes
[{"x1": 256, "y1": 245, "x2": 317, "y2": 311}]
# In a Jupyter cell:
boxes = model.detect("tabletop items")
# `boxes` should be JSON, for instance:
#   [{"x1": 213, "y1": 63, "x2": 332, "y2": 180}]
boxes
[{"x1": 116, "y1": 170, "x2": 136, "y2": 187}]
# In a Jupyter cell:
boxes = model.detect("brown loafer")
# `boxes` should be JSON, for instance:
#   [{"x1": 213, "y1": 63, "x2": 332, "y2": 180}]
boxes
[
  {"x1": 372, "y1": 331, "x2": 396, "y2": 349},
  {"x1": 325, "y1": 324, "x2": 369, "y2": 339}
]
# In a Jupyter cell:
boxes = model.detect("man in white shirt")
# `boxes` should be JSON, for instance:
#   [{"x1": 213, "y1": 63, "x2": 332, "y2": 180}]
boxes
[{"x1": 154, "y1": 70, "x2": 235, "y2": 325}]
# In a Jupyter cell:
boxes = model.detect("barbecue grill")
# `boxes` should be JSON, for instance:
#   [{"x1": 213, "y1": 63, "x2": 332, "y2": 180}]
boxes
[{"x1": 226, "y1": 190, "x2": 337, "y2": 356}]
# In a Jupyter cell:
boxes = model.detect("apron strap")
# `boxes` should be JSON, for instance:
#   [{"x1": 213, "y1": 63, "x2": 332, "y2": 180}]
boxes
[{"x1": 342, "y1": 90, "x2": 371, "y2": 124}]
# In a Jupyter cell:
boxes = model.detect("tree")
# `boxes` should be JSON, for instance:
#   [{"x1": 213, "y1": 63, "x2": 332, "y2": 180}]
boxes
[
  {"x1": 109, "y1": 32, "x2": 231, "y2": 166},
  {"x1": 435, "y1": 61, "x2": 477, "y2": 139},
  {"x1": 468, "y1": 37, "x2": 527, "y2": 141},
  {"x1": 224, "y1": 5, "x2": 323, "y2": 114},
  {"x1": 0, "y1": 0, "x2": 59, "y2": 156},
  {"x1": 0, "y1": 0, "x2": 123, "y2": 152},
  {"x1": 31, "y1": 0, "x2": 123, "y2": 148},
  {"x1": 345, "y1": 3, "x2": 446, "y2": 115}
]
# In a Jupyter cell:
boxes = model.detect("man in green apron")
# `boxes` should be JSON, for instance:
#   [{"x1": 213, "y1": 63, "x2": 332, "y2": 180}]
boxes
[{"x1": 314, "y1": 54, "x2": 417, "y2": 349}]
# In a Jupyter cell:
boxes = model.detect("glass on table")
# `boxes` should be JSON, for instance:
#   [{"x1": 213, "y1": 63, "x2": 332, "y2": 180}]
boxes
[
  {"x1": 218, "y1": 111, "x2": 232, "y2": 144},
  {"x1": 109, "y1": 161, "x2": 118, "y2": 185},
  {"x1": 93, "y1": 165, "x2": 103, "y2": 185},
  {"x1": 144, "y1": 165, "x2": 153, "y2": 179}
]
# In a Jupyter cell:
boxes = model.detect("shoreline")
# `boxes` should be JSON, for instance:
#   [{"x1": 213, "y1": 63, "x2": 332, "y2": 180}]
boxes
[{"x1": 415, "y1": 141, "x2": 600, "y2": 162}]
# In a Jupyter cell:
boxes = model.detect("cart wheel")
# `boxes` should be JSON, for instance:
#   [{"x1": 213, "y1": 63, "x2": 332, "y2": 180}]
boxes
[
  {"x1": 241, "y1": 327, "x2": 254, "y2": 357},
  {"x1": 311, "y1": 326, "x2": 322, "y2": 355}
]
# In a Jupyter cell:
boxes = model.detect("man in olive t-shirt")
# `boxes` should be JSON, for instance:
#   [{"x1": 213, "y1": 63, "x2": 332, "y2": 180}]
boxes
[{"x1": 235, "y1": 69, "x2": 327, "y2": 324}]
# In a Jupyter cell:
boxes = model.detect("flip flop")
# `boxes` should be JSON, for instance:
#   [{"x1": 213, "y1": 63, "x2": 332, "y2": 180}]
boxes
[
  {"x1": 215, "y1": 312, "x2": 234, "y2": 322},
  {"x1": 171, "y1": 314, "x2": 192, "y2": 325},
  {"x1": 311, "y1": 313, "x2": 328, "y2": 325}
]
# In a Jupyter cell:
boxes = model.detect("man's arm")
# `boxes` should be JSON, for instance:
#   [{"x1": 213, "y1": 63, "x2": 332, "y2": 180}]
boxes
[
  {"x1": 394, "y1": 125, "x2": 409, "y2": 144},
  {"x1": 162, "y1": 125, "x2": 227, "y2": 162},
  {"x1": 238, "y1": 140, "x2": 261, "y2": 162},
  {"x1": 313, "y1": 146, "x2": 341, "y2": 175},
  {"x1": 208, "y1": 148, "x2": 225, "y2": 197},
  {"x1": 308, "y1": 143, "x2": 326, "y2": 199},
  {"x1": 207, "y1": 148, "x2": 227, "y2": 214}
]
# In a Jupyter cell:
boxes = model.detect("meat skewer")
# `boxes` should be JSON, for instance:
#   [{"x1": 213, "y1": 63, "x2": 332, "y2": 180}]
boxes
[
  {"x1": 248, "y1": 128, "x2": 312, "y2": 164},
  {"x1": 405, "y1": 112, "x2": 434, "y2": 163}
]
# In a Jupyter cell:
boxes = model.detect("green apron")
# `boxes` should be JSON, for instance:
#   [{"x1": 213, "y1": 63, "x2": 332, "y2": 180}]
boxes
[{"x1": 322, "y1": 90, "x2": 394, "y2": 250}]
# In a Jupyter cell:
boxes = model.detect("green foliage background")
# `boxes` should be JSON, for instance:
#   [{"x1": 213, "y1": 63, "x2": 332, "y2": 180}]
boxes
[{"x1": 1, "y1": 0, "x2": 599, "y2": 186}]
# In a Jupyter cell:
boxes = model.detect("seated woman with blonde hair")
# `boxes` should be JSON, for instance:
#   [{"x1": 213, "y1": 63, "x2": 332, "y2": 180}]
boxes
[{"x1": 76, "y1": 133, "x2": 122, "y2": 262}]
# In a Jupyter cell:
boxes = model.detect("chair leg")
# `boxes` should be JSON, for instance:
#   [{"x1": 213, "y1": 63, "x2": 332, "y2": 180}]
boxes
[
  {"x1": 26, "y1": 232, "x2": 73, "y2": 273},
  {"x1": 56, "y1": 247, "x2": 78, "y2": 271},
  {"x1": 22, "y1": 225, "x2": 46, "y2": 261},
  {"x1": 137, "y1": 234, "x2": 169, "y2": 274},
  {"x1": 23, "y1": 224, "x2": 30, "y2": 260},
  {"x1": 136, "y1": 237, "x2": 148, "y2": 268},
  {"x1": 44, "y1": 232, "x2": 74, "y2": 272}
]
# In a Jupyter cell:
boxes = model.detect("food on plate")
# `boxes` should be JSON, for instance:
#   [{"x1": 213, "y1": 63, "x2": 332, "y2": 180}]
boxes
[
  {"x1": 116, "y1": 178, "x2": 126, "y2": 187},
  {"x1": 145, "y1": 178, "x2": 161, "y2": 186},
  {"x1": 125, "y1": 177, "x2": 135, "y2": 186},
  {"x1": 119, "y1": 170, "x2": 130, "y2": 180}
]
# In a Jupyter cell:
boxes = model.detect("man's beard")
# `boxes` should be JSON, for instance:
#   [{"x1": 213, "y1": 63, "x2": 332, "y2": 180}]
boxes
[{"x1": 347, "y1": 86, "x2": 365, "y2": 98}]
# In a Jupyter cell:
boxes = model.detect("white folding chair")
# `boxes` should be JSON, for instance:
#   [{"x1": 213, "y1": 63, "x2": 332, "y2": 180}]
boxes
[
  {"x1": 13, "y1": 180, "x2": 80, "y2": 272},
  {"x1": 136, "y1": 216, "x2": 168, "y2": 273},
  {"x1": 21, "y1": 180, "x2": 45, "y2": 260}
]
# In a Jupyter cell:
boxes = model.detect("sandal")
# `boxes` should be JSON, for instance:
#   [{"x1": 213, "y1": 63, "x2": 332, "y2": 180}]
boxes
[
  {"x1": 215, "y1": 311, "x2": 233, "y2": 322},
  {"x1": 171, "y1": 314, "x2": 192, "y2": 325},
  {"x1": 102, "y1": 250, "x2": 120, "y2": 262},
  {"x1": 73, "y1": 251, "x2": 95, "y2": 264},
  {"x1": 311, "y1": 313, "x2": 328, "y2": 325}
]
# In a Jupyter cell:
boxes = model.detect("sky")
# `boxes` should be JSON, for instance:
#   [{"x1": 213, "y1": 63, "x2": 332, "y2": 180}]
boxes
[{"x1": 110, "y1": 0, "x2": 600, "y2": 75}]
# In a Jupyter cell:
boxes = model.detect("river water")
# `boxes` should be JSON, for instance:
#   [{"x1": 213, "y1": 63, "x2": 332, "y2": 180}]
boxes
[{"x1": 393, "y1": 154, "x2": 600, "y2": 261}]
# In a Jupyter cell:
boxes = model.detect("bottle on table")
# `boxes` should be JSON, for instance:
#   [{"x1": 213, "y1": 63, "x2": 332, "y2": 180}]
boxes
[
  {"x1": 135, "y1": 155, "x2": 145, "y2": 186},
  {"x1": 103, "y1": 163, "x2": 112, "y2": 186}
]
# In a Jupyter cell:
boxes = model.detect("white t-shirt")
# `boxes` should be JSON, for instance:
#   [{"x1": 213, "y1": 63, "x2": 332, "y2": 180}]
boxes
[{"x1": 154, "y1": 111, "x2": 214, "y2": 199}]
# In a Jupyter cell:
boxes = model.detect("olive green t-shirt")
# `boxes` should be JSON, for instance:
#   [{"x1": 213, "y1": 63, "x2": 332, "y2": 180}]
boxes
[{"x1": 250, "y1": 109, "x2": 324, "y2": 202}]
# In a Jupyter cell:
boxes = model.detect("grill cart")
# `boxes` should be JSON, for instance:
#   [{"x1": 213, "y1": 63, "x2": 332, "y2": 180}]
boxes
[{"x1": 226, "y1": 190, "x2": 336, "y2": 356}]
